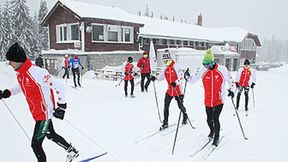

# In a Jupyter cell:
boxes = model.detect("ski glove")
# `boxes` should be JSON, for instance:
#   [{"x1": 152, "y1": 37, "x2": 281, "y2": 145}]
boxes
[
  {"x1": 227, "y1": 90, "x2": 234, "y2": 99},
  {"x1": 54, "y1": 103, "x2": 67, "y2": 120},
  {"x1": 184, "y1": 69, "x2": 190, "y2": 80},
  {"x1": 171, "y1": 82, "x2": 177, "y2": 87},
  {"x1": 251, "y1": 83, "x2": 255, "y2": 89},
  {"x1": 133, "y1": 72, "x2": 138, "y2": 76},
  {"x1": 82, "y1": 67, "x2": 84, "y2": 70},
  {"x1": 0, "y1": 89, "x2": 11, "y2": 99},
  {"x1": 151, "y1": 76, "x2": 156, "y2": 81},
  {"x1": 235, "y1": 82, "x2": 239, "y2": 88}
]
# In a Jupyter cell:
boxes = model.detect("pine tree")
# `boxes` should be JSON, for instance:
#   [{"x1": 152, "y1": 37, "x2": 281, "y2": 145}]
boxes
[
  {"x1": 38, "y1": 0, "x2": 49, "y2": 50},
  {"x1": 9, "y1": 0, "x2": 40, "y2": 58},
  {"x1": 0, "y1": 5, "x2": 3, "y2": 60},
  {"x1": 1, "y1": 0, "x2": 16, "y2": 58}
]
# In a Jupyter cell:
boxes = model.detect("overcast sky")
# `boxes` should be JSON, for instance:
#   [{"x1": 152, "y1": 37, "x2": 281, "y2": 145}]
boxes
[{"x1": 1, "y1": 0, "x2": 287, "y2": 41}]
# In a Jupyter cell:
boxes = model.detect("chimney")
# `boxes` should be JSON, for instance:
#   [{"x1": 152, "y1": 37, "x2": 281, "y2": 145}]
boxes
[{"x1": 197, "y1": 13, "x2": 203, "y2": 26}]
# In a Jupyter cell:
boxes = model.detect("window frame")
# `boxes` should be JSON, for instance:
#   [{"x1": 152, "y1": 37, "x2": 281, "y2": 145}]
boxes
[{"x1": 56, "y1": 23, "x2": 80, "y2": 43}]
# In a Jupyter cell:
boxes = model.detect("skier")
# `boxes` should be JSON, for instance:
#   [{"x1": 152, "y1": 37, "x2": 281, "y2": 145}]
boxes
[
  {"x1": 235, "y1": 59, "x2": 256, "y2": 111},
  {"x1": 185, "y1": 49, "x2": 234, "y2": 146},
  {"x1": 151, "y1": 49, "x2": 188, "y2": 130},
  {"x1": 137, "y1": 51, "x2": 151, "y2": 92},
  {"x1": 69, "y1": 55, "x2": 84, "y2": 87},
  {"x1": 123, "y1": 56, "x2": 136, "y2": 98},
  {"x1": 0, "y1": 43, "x2": 79, "y2": 162},
  {"x1": 35, "y1": 54, "x2": 44, "y2": 68},
  {"x1": 62, "y1": 54, "x2": 70, "y2": 79}
]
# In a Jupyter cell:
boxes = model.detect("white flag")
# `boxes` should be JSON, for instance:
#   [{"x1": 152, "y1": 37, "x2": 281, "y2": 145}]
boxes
[{"x1": 149, "y1": 41, "x2": 157, "y2": 73}]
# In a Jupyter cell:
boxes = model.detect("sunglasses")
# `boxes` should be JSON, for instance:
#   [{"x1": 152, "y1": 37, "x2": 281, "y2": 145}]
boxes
[{"x1": 202, "y1": 62, "x2": 214, "y2": 69}]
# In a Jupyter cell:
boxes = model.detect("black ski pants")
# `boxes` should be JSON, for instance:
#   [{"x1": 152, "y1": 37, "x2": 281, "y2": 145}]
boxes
[
  {"x1": 124, "y1": 79, "x2": 134, "y2": 96},
  {"x1": 140, "y1": 73, "x2": 151, "y2": 91},
  {"x1": 205, "y1": 104, "x2": 223, "y2": 139},
  {"x1": 31, "y1": 119, "x2": 70, "y2": 162},
  {"x1": 163, "y1": 93, "x2": 187, "y2": 124},
  {"x1": 236, "y1": 86, "x2": 250, "y2": 110},
  {"x1": 72, "y1": 68, "x2": 81, "y2": 87},
  {"x1": 62, "y1": 68, "x2": 70, "y2": 79}
]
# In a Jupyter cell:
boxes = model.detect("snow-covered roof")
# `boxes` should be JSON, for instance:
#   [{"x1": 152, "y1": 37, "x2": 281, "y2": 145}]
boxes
[
  {"x1": 157, "y1": 46, "x2": 239, "y2": 56},
  {"x1": 138, "y1": 16, "x2": 259, "y2": 44},
  {"x1": 43, "y1": 0, "x2": 260, "y2": 46},
  {"x1": 43, "y1": 0, "x2": 143, "y2": 24}
]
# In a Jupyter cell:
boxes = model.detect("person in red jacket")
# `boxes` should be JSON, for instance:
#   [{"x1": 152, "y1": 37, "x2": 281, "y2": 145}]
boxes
[
  {"x1": 123, "y1": 57, "x2": 136, "y2": 98},
  {"x1": 151, "y1": 50, "x2": 188, "y2": 130},
  {"x1": 62, "y1": 54, "x2": 70, "y2": 79},
  {"x1": 137, "y1": 51, "x2": 151, "y2": 92},
  {"x1": 235, "y1": 59, "x2": 256, "y2": 111},
  {"x1": 0, "y1": 43, "x2": 79, "y2": 162},
  {"x1": 185, "y1": 49, "x2": 234, "y2": 146}
]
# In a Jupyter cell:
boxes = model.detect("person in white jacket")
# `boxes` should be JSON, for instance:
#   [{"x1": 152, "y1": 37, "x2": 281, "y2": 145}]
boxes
[{"x1": 0, "y1": 43, "x2": 79, "y2": 162}]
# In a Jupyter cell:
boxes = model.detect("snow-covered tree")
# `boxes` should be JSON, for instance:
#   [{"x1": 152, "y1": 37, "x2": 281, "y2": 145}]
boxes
[
  {"x1": 38, "y1": 0, "x2": 49, "y2": 50},
  {"x1": 1, "y1": 0, "x2": 16, "y2": 58},
  {"x1": 9, "y1": 0, "x2": 40, "y2": 58},
  {"x1": 0, "y1": 6, "x2": 3, "y2": 60}
]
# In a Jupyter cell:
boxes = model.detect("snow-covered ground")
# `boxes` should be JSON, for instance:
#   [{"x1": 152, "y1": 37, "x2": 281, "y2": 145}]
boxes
[{"x1": 0, "y1": 61, "x2": 287, "y2": 162}]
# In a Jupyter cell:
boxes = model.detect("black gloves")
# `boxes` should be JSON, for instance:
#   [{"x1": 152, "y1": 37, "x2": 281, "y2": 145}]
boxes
[
  {"x1": 53, "y1": 103, "x2": 67, "y2": 120},
  {"x1": 133, "y1": 72, "x2": 138, "y2": 76},
  {"x1": 0, "y1": 89, "x2": 11, "y2": 99},
  {"x1": 151, "y1": 76, "x2": 156, "y2": 81},
  {"x1": 251, "y1": 83, "x2": 255, "y2": 89},
  {"x1": 171, "y1": 82, "x2": 177, "y2": 87},
  {"x1": 124, "y1": 72, "x2": 128, "y2": 76},
  {"x1": 235, "y1": 82, "x2": 239, "y2": 88},
  {"x1": 82, "y1": 67, "x2": 84, "y2": 70},
  {"x1": 184, "y1": 69, "x2": 190, "y2": 80},
  {"x1": 141, "y1": 64, "x2": 144, "y2": 68},
  {"x1": 228, "y1": 90, "x2": 234, "y2": 98}
]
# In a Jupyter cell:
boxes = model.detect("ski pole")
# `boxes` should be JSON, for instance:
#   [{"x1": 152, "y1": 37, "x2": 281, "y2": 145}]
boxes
[
  {"x1": 172, "y1": 111, "x2": 182, "y2": 155},
  {"x1": 252, "y1": 88, "x2": 255, "y2": 107},
  {"x1": 1, "y1": 100, "x2": 31, "y2": 141},
  {"x1": 231, "y1": 98, "x2": 248, "y2": 140},
  {"x1": 174, "y1": 87, "x2": 196, "y2": 130},
  {"x1": 183, "y1": 68, "x2": 189, "y2": 96},
  {"x1": 64, "y1": 119, "x2": 121, "y2": 162},
  {"x1": 115, "y1": 77, "x2": 124, "y2": 87},
  {"x1": 152, "y1": 81, "x2": 162, "y2": 123}
]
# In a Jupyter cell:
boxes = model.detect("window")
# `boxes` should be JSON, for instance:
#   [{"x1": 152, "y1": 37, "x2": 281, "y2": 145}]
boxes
[
  {"x1": 168, "y1": 39, "x2": 175, "y2": 45},
  {"x1": 160, "y1": 39, "x2": 167, "y2": 45},
  {"x1": 56, "y1": 23, "x2": 79, "y2": 43},
  {"x1": 70, "y1": 24, "x2": 79, "y2": 40},
  {"x1": 92, "y1": 24, "x2": 133, "y2": 43},
  {"x1": 123, "y1": 27, "x2": 131, "y2": 42},
  {"x1": 92, "y1": 25, "x2": 104, "y2": 41}
]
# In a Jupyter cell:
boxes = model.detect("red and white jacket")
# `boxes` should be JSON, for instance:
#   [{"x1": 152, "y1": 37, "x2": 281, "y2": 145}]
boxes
[
  {"x1": 9, "y1": 59, "x2": 66, "y2": 121},
  {"x1": 122, "y1": 62, "x2": 135, "y2": 81},
  {"x1": 236, "y1": 67, "x2": 256, "y2": 87},
  {"x1": 137, "y1": 57, "x2": 151, "y2": 74},
  {"x1": 157, "y1": 60, "x2": 184, "y2": 96},
  {"x1": 189, "y1": 64, "x2": 234, "y2": 107}
]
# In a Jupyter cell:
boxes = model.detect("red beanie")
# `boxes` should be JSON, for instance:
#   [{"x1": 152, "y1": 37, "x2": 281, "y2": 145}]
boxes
[{"x1": 74, "y1": 55, "x2": 78, "y2": 59}]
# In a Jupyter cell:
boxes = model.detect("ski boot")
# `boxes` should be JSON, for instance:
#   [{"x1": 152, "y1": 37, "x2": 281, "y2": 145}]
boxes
[
  {"x1": 159, "y1": 122, "x2": 168, "y2": 130},
  {"x1": 208, "y1": 131, "x2": 214, "y2": 140},
  {"x1": 66, "y1": 145, "x2": 79, "y2": 162},
  {"x1": 212, "y1": 136, "x2": 219, "y2": 147},
  {"x1": 182, "y1": 113, "x2": 188, "y2": 125}
]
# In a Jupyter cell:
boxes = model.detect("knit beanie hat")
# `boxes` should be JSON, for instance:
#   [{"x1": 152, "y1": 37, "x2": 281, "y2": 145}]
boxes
[
  {"x1": 244, "y1": 59, "x2": 250, "y2": 65},
  {"x1": 6, "y1": 42, "x2": 27, "y2": 62},
  {"x1": 128, "y1": 56, "x2": 133, "y2": 63},
  {"x1": 162, "y1": 50, "x2": 172, "y2": 60},
  {"x1": 202, "y1": 49, "x2": 214, "y2": 64}
]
